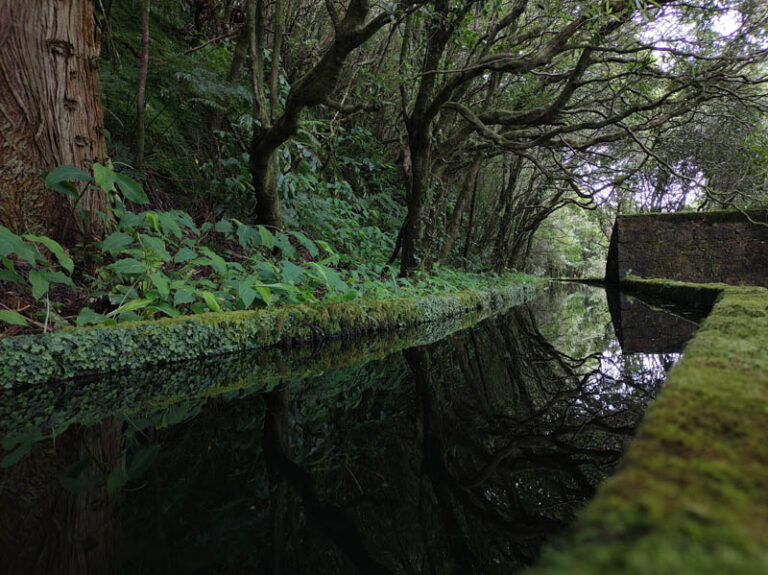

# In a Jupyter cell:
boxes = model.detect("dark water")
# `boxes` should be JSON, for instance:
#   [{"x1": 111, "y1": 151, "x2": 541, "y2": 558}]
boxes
[{"x1": 0, "y1": 284, "x2": 701, "y2": 574}]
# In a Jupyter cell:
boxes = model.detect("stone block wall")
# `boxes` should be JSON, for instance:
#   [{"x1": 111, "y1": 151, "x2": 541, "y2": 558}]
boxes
[{"x1": 605, "y1": 210, "x2": 768, "y2": 286}]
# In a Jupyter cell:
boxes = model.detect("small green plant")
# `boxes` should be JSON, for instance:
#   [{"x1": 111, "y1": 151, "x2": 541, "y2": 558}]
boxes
[{"x1": 0, "y1": 226, "x2": 75, "y2": 330}]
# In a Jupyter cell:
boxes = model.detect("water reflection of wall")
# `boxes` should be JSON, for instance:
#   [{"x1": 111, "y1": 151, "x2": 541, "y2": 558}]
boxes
[{"x1": 606, "y1": 287, "x2": 699, "y2": 354}]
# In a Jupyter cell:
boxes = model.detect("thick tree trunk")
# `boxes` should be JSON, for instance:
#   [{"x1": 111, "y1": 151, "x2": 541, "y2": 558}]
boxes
[
  {"x1": 251, "y1": 146, "x2": 281, "y2": 227},
  {"x1": 400, "y1": 134, "x2": 429, "y2": 275},
  {"x1": 0, "y1": 0, "x2": 108, "y2": 241},
  {"x1": 492, "y1": 156, "x2": 523, "y2": 273}
]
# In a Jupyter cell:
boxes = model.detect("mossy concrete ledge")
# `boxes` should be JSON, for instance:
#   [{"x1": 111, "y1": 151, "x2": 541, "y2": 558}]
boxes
[
  {"x1": 529, "y1": 277, "x2": 768, "y2": 574},
  {"x1": 0, "y1": 281, "x2": 540, "y2": 388}
]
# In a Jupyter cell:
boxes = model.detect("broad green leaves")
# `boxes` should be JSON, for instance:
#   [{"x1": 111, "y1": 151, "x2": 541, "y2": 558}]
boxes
[
  {"x1": 108, "y1": 258, "x2": 148, "y2": 275},
  {"x1": 101, "y1": 231, "x2": 134, "y2": 253},
  {"x1": 23, "y1": 235, "x2": 74, "y2": 273},
  {"x1": 0, "y1": 226, "x2": 77, "y2": 328},
  {"x1": 115, "y1": 172, "x2": 150, "y2": 204},
  {"x1": 0, "y1": 226, "x2": 37, "y2": 264},
  {"x1": 44, "y1": 165, "x2": 92, "y2": 197},
  {"x1": 0, "y1": 310, "x2": 29, "y2": 327}
]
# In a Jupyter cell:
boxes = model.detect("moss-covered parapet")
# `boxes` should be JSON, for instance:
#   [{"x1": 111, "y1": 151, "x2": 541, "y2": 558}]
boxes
[
  {"x1": 529, "y1": 278, "x2": 768, "y2": 574},
  {"x1": 0, "y1": 279, "x2": 540, "y2": 388},
  {"x1": 0, "y1": 295, "x2": 527, "y2": 442}
]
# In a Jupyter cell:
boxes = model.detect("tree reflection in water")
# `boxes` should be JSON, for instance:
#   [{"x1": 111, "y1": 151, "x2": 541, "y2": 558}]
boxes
[
  {"x1": 0, "y1": 285, "x2": 685, "y2": 574},
  {"x1": 248, "y1": 285, "x2": 677, "y2": 574}
]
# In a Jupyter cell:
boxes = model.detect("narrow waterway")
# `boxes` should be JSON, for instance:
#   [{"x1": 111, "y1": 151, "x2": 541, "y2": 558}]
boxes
[{"x1": 0, "y1": 283, "x2": 703, "y2": 574}]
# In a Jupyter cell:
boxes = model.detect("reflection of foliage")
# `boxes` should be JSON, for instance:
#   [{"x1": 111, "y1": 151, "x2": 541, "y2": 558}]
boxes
[
  {"x1": 116, "y1": 286, "x2": 670, "y2": 573},
  {"x1": 533, "y1": 283, "x2": 614, "y2": 360},
  {"x1": 0, "y1": 285, "x2": 676, "y2": 573}
]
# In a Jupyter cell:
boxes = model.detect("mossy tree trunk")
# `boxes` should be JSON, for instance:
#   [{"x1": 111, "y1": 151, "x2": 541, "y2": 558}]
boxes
[
  {"x1": 247, "y1": 0, "x2": 399, "y2": 229},
  {"x1": 0, "y1": 0, "x2": 108, "y2": 242}
]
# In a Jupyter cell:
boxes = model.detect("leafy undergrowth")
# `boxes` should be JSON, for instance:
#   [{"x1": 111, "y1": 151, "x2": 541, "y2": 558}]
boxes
[
  {"x1": 0, "y1": 165, "x2": 534, "y2": 336},
  {"x1": 528, "y1": 282, "x2": 768, "y2": 574}
]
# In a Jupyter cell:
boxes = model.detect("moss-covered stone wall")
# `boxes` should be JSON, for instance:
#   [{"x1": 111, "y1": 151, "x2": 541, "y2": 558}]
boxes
[
  {"x1": 605, "y1": 210, "x2": 768, "y2": 285},
  {"x1": 529, "y1": 278, "x2": 768, "y2": 574},
  {"x1": 0, "y1": 281, "x2": 540, "y2": 388}
]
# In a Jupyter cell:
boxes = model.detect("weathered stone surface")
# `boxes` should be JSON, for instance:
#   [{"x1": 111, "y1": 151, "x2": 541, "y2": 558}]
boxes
[{"x1": 605, "y1": 210, "x2": 768, "y2": 285}]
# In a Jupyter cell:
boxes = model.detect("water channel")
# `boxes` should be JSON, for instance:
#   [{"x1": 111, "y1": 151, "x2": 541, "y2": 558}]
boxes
[{"x1": 0, "y1": 283, "x2": 706, "y2": 574}]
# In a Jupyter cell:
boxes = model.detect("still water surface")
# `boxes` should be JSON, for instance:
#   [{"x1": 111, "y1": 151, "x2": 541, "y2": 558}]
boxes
[{"x1": 0, "y1": 284, "x2": 701, "y2": 574}]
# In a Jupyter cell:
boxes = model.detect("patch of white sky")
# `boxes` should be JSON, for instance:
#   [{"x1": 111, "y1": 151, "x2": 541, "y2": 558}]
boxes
[
  {"x1": 713, "y1": 10, "x2": 742, "y2": 36},
  {"x1": 592, "y1": 6, "x2": 750, "y2": 210}
]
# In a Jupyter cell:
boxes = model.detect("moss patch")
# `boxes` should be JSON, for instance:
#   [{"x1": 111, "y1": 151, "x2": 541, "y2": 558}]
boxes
[
  {"x1": 528, "y1": 279, "x2": 768, "y2": 574},
  {"x1": 0, "y1": 280, "x2": 541, "y2": 388}
]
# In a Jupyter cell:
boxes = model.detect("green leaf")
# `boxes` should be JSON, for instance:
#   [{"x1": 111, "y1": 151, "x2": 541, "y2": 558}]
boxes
[
  {"x1": 237, "y1": 281, "x2": 258, "y2": 308},
  {"x1": 28, "y1": 270, "x2": 50, "y2": 300},
  {"x1": 145, "y1": 212, "x2": 161, "y2": 233},
  {"x1": 107, "y1": 258, "x2": 148, "y2": 275},
  {"x1": 292, "y1": 231, "x2": 318, "y2": 258},
  {"x1": 43, "y1": 270, "x2": 76, "y2": 291},
  {"x1": 127, "y1": 444, "x2": 161, "y2": 479},
  {"x1": 93, "y1": 162, "x2": 117, "y2": 193},
  {"x1": 101, "y1": 231, "x2": 134, "y2": 253},
  {"x1": 280, "y1": 261, "x2": 304, "y2": 284},
  {"x1": 236, "y1": 223, "x2": 257, "y2": 249},
  {"x1": 44, "y1": 165, "x2": 92, "y2": 197},
  {"x1": 254, "y1": 261, "x2": 279, "y2": 282},
  {"x1": 149, "y1": 272, "x2": 170, "y2": 300},
  {"x1": 75, "y1": 308, "x2": 109, "y2": 326},
  {"x1": 274, "y1": 232, "x2": 296, "y2": 258},
  {"x1": 106, "y1": 298, "x2": 155, "y2": 318},
  {"x1": 215, "y1": 219, "x2": 234, "y2": 234},
  {"x1": 1, "y1": 442, "x2": 32, "y2": 467},
  {"x1": 257, "y1": 225, "x2": 275, "y2": 250},
  {"x1": 0, "y1": 226, "x2": 38, "y2": 264},
  {"x1": 0, "y1": 268, "x2": 23, "y2": 283},
  {"x1": 199, "y1": 291, "x2": 221, "y2": 312},
  {"x1": 0, "y1": 310, "x2": 29, "y2": 327},
  {"x1": 255, "y1": 285, "x2": 272, "y2": 307},
  {"x1": 199, "y1": 247, "x2": 227, "y2": 276},
  {"x1": 23, "y1": 234, "x2": 74, "y2": 273},
  {"x1": 115, "y1": 172, "x2": 150, "y2": 204},
  {"x1": 158, "y1": 212, "x2": 183, "y2": 238},
  {"x1": 149, "y1": 303, "x2": 181, "y2": 318},
  {"x1": 173, "y1": 289, "x2": 196, "y2": 307},
  {"x1": 139, "y1": 234, "x2": 171, "y2": 262},
  {"x1": 173, "y1": 247, "x2": 198, "y2": 263}
]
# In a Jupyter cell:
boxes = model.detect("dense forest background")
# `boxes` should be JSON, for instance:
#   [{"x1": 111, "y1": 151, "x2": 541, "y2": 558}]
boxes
[
  {"x1": 1, "y1": 0, "x2": 767, "y2": 331},
  {"x1": 97, "y1": 0, "x2": 768, "y2": 275}
]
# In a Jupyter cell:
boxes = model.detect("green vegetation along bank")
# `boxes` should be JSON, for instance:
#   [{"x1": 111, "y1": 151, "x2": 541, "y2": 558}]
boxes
[
  {"x1": 1, "y1": 277, "x2": 541, "y2": 389},
  {"x1": 529, "y1": 277, "x2": 768, "y2": 574}
]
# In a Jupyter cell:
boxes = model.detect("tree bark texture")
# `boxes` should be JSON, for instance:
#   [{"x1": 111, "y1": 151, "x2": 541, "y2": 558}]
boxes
[{"x1": 0, "y1": 0, "x2": 108, "y2": 241}]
